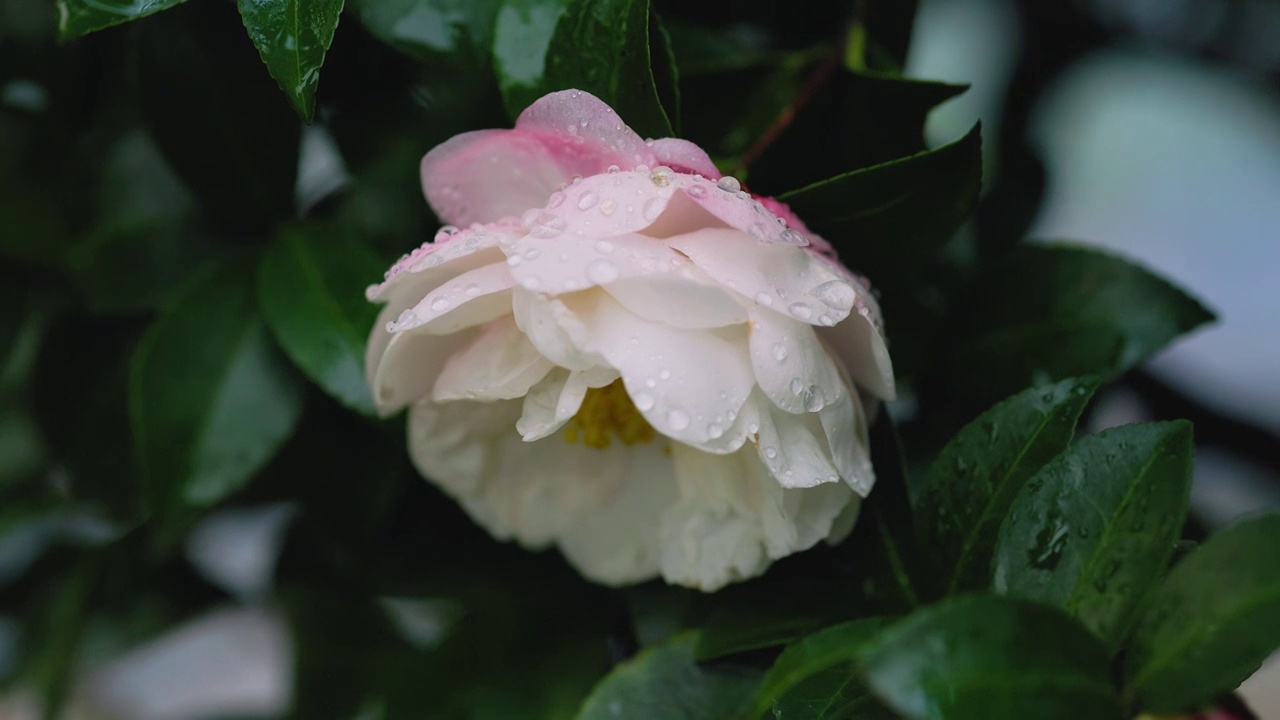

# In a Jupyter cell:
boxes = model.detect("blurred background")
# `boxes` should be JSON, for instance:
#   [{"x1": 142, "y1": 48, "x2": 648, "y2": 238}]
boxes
[{"x1": 2, "y1": 0, "x2": 1278, "y2": 717}]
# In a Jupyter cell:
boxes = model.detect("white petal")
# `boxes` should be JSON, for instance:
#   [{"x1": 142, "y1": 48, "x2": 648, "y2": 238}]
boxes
[
  {"x1": 504, "y1": 230, "x2": 687, "y2": 296},
  {"x1": 394, "y1": 262, "x2": 515, "y2": 334},
  {"x1": 749, "y1": 308, "x2": 846, "y2": 414},
  {"x1": 516, "y1": 366, "x2": 620, "y2": 442},
  {"x1": 557, "y1": 440, "x2": 678, "y2": 586},
  {"x1": 819, "y1": 312, "x2": 896, "y2": 401},
  {"x1": 580, "y1": 295, "x2": 754, "y2": 449},
  {"x1": 433, "y1": 316, "x2": 555, "y2": 402},
  {"x1": 754, "y1": 404, "x2": 841, "y2": 489},
  {"x1": 668, "y1": 228, "x2": 860, "y2": 326},
  {"x1": 603, "y1": 268, "x2": 749, "y2": 329},
  {"x1": 409, "y1": 396, "x2": 675, "y2": 568},
  {"x1": 818, "y1": 391, "x2": 875, "y2": 496},
  {"x1": 369, "y1": 328, "x2": 479, "y2": 415},
  {"x1": 511, "y1": 288, "x2": 606, "y2": 371},
  {"x1": 659, "y1": 444, "x2": 857, "y2": 591}
]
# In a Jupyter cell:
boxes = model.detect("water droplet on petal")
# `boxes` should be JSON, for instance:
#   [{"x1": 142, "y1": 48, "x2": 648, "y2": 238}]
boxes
[
  {"x1": 507, "y1": 255, "x2": 522, "y2": 267},
  {"x1": 547, "y1": 191, "x2": 566, "y2": 209},
  {"x1": 577, "y1": 191, "x2": 599, "y2": 210},
  {"x1": 772, "y1": 343, "x2": 788, "y2": 361},
  {"x1": 595, "y1": 239, "x2": 615, "y2": 254},
  {"x1": 814, "y1": 280, "x2": 856, "y2": 311},
  {"x1": 658, "y1": 369, "x2": 671, "y2": 380},
  {"x1": 633, "y1": 391, "x2": 655, "y2": 412},
  {"x1": 778, "y1": 228, "x2": 808, "y2": 246},
  {"x1": 520, "y1": 276, "x2": 541, "y2": 290},
  {"x1": 717, "y1": 176, "x2": 741, "y2": 192},
  {"x1": 707, "y1": 423, "x2": 724, "y2": 439},
  {"x1": 463, "y1": 283, "x2": 481, "y2": 297},
  {"x1": 429, "y1": 296, "x2": 452, "y2": 312},
  {"x1": 789, "y1": 302, "x2": 813, "y2": 320},
  {"x1": 790, "y1": 377, "x2": 804, "y2": 395},
  {"x1": 802, "y1": 385, "x2": 826, "y2": 412},
  {"x1": 607, "y1": 164, "x2": 621, "y2": 173},
  {"x1": 764, "y1": 446, "x2": 778, "y2": 459},
  {"x1": 687, "y1": 184, "x2": 708, "y2": 199},
  {"x1": 649, "y1": 166, "x2": 673, "y2": 187},
  {"x1": 748, "y1": 422, "x2": 760, "y2": 434},
  {"x1": 667, "y1": 408, "x2": 690, "y2": 431},
  {"x1": 642, "y1": 197, "x2": 663, "y2": 222},
  {"x1": 635, "y1": 163, "x2": 650, "y2": 173},
  {"x1": 599, "y1": 199, "x2": 617, "y2": 215},
  {"x1": 586, "y1": 259, "x2": 619, "y2": 283}
]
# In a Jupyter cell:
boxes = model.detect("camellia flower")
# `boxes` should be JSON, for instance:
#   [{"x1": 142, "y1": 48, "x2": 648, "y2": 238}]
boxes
[{"x1": 365, "y1": 90, "x2": 895, "y2": 591}]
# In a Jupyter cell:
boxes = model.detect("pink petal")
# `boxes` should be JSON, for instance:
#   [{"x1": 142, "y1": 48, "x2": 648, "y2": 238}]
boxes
[
  {"x1": 648, "y1": 138, "x2": 721, "y2": 179},
  {"x1": 421, "y1": 90, "x2": 661, "y2": 227}
]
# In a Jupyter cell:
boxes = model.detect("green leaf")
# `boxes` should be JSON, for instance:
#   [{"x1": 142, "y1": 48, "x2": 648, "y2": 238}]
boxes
[
  {"x1": 749, "y1": 72, "x2": 969, "y2": 195},
  {"x1": 348, "y1": 0, "x2": 499, "y2": 67},
  {"x1": 1124, "y1": 513, "x2": 1280, "y2": 713},
  {"x1": 695, "y1": 609, "x2": 824, "y2": 662},
  {"x1": 492, "y1": 0, "x2": 572, "y2": 119},
  {"x1": 575, "y1": 634, "x2": 759, "y2": 720},
  {"x1": 130, "y1": 260, "x2": 304, "y2": 517},
  {"x1": 136, "y1": 0, "x2": 301, "y2": 232},
  {"x1": 779, "y1": 124, "x2": 981, "y2": 284},
  {"x1": 992, "y1": 421, "x2": 1193, "y2": 650},
  {"x1": 936, "y1": 244, "x2": 1215, "y2": 411},
  {"x1": 258, "y1": 223, "x2": 384, "y2": 416},
  {"x1": 236, "y1": 0, "x2": 344, "y2": 120},
  {"x1": 55, "y1": 0, "x2": 190, "y2": 41},
  {"x1": 753, "y1": 619, "x2": 888, "y2": 717},
  {"x1": 860, "y1": 595, "x2": 1125, "y2": 720},
  {"x1": 769, "y1": 665, "x2": 897, "y2": 720},
  {"x1": 538, "y1": 0, "x2": 675, "y2": 138},
  {"x1": 917, "y1": 378, "x2": 1099, "y2": 595}
]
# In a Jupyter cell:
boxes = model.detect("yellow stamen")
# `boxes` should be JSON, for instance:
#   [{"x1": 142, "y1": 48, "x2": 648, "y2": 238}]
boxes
[{"x1": 564, "y1": 380, "x2": 656, "y2": 449}]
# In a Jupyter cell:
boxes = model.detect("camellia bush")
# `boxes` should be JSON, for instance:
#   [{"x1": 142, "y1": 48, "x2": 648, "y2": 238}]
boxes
[{"x1": 2, "y1": 0, "x2": 1278, "y2": 718}]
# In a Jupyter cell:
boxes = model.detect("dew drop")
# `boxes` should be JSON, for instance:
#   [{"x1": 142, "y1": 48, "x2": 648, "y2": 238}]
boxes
[
  {"x1": 778, "y1": 228, "x2": 808, "y2": 246},
  {"x1": 707, "y1": 423, "x2": 725, "y2": 439},
  {"x1": 586, "y1": 259, "x2": 619, "y2": 283},
  {"x1": 764, "y1": 446, "x2": 778, "y2": 459},
  {"x1": 717, "y1": 176, "x2": 741, "y2": 192},
  {"x1": 649, "y1": 166, "x2": 673, "y2": 187},
  {"x1": 747, "y1": 422, "x2": 760, "y2": 434},
  {"x1": 788, "y1": 302, "x2": 813, "y2": 320},
  {"x1": 635, "y1": 163, "x2": 650, "y2": 173},
  {"x1": 463, "y1": 283, "x2": 481, "y2": 297},
  {"x1": 772, "y1": 343, "x2": 788, "y2": 361},
  {"x1": 802, "y1": 385, "x2": 826, "y2": 412},
  {"x1": 547, "y1": 191, "x2": 566, "y2": 209},
  {"x1": 633, "y1": 391, "x2": 655, "y2": 412},
  {"x1": 607, "y1": 164, "x2": 621, "y2": 173},
  {"x1": 599, "y1": 199, "x2": 617, "y2": 215},
  {"x1": 429, "y1": 296, "x2": 452, "y2": 312},
  {"x1": 642, "y1": 197, "x2": 664, "y2": 222},
  {"x1": 520, "y1": 276, "x2": 541, "y2": 290},
  {"x1": 667, "y1": 408, "x2": 691, "y2": 431},
  {"x1": 818, "y1": 314, "x2": 834, "y2": 326},
  {"x1": 754, "y1": 291, "x2": 774, "y2": 307},
  {"x1": 790, "y1": 377, "x2": 804, "y2": 395},
  {"x1": 814, "y1": 280, "x2": 856, "y2": 311},
  {"x1": 595, "y1": 239, "x2": 615, "y2": 254},
  {"x1": 507, "y1": 255, "x2": 522, "y2": 267},
  {"x1": 687, "y1": 184, "x2": 708, "y2": 199},
  {"x1": 658, "y1": 369, "x2": 671, "y2": 380},
  {"x1": 577, "y1": 191, "x2": 599, "y2": 210}
]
